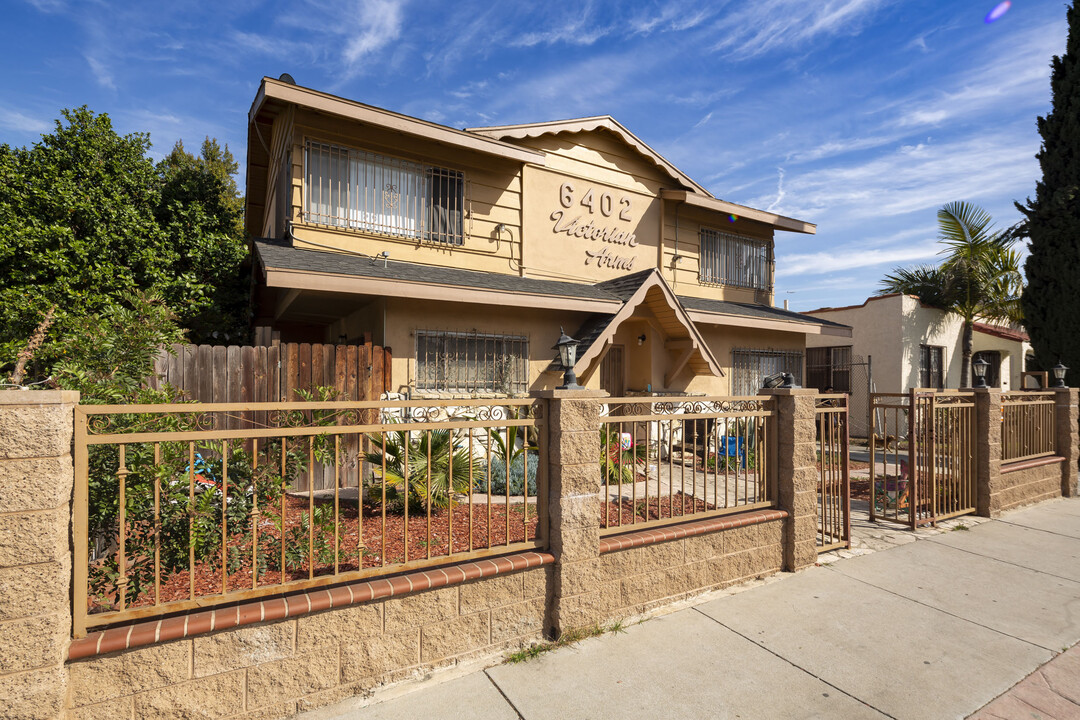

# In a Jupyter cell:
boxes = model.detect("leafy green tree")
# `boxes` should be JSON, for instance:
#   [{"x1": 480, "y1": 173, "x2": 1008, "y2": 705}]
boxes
[
  {"x1": 0, "y1": 107, "x2": 250, "y2": 386},
  {"x1": 0, "y1": 108, "x2": 171, "y2": 379},
  {"x1": 155, "y1": 138, "x2": 249, "y2": 343},
  {"x1": 880, "y1": 202, "x2": 1023, "y2": 388},
  {"x1": 1015, "y1": 1, "x2": 1080, "y2": 385}
]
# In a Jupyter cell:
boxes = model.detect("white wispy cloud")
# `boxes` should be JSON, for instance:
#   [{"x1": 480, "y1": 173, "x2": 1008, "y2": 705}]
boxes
[
  {"x1": 760, "y1": 130, "x2": 1038, "y2": 223},
  {"x1": 711, "y1": 0, "x2": 890, "y2": 59},
  {"x1": 777, "y1": 237, "x2": 942, "y2": 277},
  {"x1": 85, "y1": 55, "x2": 116, "y2": 90},
  {"x1": 0, "y1": 106, "x2": 50, "y2": 134},
  {"x1": 342, "y1": 0, "x2": 404, "y2": 68},
  {"x1": 692, "y1": 112, "x2": 713, "y2": 129},
  {"x1": 766, "y1": 167, "x2": 786, "y2": 212}
]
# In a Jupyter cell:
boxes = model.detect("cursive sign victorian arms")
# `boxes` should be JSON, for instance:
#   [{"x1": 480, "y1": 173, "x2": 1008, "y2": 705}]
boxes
[{"x1": 550, "y1": 182, "x2": 638, "y2": 271}]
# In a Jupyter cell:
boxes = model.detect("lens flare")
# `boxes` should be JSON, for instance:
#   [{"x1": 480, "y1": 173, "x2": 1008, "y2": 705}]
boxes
[
  {"x1": 728, "y1": 214, "x2": 738, "y2": 223},
  {"x1": 985, "y1": 1, "x2": 1010, "y2": 23}
]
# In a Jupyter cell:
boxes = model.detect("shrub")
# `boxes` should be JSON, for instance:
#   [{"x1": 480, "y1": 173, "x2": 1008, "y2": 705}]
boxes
[{"x1": 475, "y1": 453, "x2": 540, "y2": 496}]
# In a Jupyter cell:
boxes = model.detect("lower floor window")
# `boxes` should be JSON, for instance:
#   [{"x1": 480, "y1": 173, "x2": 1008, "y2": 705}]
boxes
[
  {"x1": 732, "y1": 348, "x2": 804, "y2": 396},
  {"x1": 920, "y1": 344, "x2": 945, "y2": 389},
  {"x1": 806, "y1": 346, "x2": 852, "y2": 393},
  {"x1": 416, "y1": 330, "x2": 529, "y2": 394}
]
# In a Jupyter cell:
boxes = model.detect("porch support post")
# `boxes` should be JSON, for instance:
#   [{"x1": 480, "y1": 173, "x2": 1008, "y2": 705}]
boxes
[
  {"x1": 0, "y1": 390, "x2": 80, "y2": 720},
  {"x1": 536, "y1": 389, "x2": 607, "y2": 637},
  {"x1": 973, "y1": 388, "x2": 1002, "y2": 516},
  {"x1": 759, "y1": 387, "x2": 817, "y2": 572},
  {"x1": 1056, "y1": 388, "x2": 1079, "y2": 497}
]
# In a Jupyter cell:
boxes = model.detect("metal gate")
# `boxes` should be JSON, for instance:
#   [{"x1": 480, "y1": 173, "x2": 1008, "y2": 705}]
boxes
[
  {"x1": 870, "y1": 389, "x2": 977, "y2": 529},
  {"x1": 816, "y1": 394, "x2": 850, "y2": 551}
]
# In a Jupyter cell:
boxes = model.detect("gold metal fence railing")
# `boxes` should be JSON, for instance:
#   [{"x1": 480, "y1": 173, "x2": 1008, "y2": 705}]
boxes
[
  {"x1": 598, "y1": 396, "x2": 776, "y2": 535},
  {"x1": 815, "y1": 394, "x2": 850, "y2": 552},
  {"x1": 72, "y1": 398, "x2": 545, "y2": 637},
  {"x1": 1002, "y1": 392, "x2": 1057, "y2": 463}
]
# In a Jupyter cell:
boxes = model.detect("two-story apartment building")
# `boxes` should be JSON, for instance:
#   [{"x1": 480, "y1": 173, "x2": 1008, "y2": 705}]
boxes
[{"x1": 245, "y1": 75, "x2": 850, "y2": 397}]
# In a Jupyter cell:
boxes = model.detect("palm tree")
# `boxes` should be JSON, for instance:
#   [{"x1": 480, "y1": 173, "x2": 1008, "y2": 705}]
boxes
[{"x1": 880, "y1": 202, "x2": 1023, "y2": 388}]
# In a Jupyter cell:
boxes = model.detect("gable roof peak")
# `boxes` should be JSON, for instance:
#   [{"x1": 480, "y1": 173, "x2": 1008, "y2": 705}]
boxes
[{"x1": 466, "y1": 116, "x2": 712, "y2": 198}]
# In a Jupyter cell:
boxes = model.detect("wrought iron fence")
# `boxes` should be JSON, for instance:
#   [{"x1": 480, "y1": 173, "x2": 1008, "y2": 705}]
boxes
[
  {"x1": 1002, "y1": 392, "x2": 1057, "y2": 463},
  {"x1": 815, "y1": 395, "x2": 850, "y2": 551},
  {"x1": 73, "y1": 398, "x2": 544, "y2": 637},
  {"x1": 598, "y1": 396, "x2": 776, "y2": 534},
  {"x1": 870, "y1": 390, "x2": 976, "y2": 529}
]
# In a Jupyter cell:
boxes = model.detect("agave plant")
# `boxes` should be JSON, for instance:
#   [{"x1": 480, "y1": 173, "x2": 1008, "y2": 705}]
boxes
[{"x1": 364, "y1": 427, "x2": 472, "y2": 511}]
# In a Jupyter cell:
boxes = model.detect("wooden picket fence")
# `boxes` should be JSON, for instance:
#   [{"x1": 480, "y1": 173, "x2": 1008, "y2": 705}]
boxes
[
  {"x1": 148, "y1": 342, "x2": 393, "y2": 491},
  {"x1": 150, "y1": 342, "x2": 392, "y2": 404}
]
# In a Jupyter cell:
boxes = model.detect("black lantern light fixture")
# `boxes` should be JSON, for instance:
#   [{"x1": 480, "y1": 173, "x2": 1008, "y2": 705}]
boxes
[
  {"x1": 553, "y1": 327, "x2": 583, "y2": 390},
  {"x1": 1052, "y1": 361, "x2": 1068, "y2": 388},
  {"x1": 972, "y1": 356, "x2": 990, "y2": 388}
]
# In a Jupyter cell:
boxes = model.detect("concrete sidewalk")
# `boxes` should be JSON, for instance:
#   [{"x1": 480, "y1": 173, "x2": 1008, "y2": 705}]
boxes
[{"x1": 303, "y1": 498, "x2": 1080, "y2": 720}]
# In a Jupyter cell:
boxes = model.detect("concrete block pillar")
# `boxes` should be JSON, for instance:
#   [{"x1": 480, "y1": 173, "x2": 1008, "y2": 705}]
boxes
[
  {"x1": 536, "y1": 390, "x2": 606, "y2": 636},
  {"x1": 0, "y1": 390, "x2": 80, "y2": 720},
  {"x1": 974, "y1": 388, "x2": 1002, "y2": 517},
  {"x1": 759, "y1": 388, "x2": 818, "y2": 572},
  {"x1": 1056, "y1": 388, "x2": 1079, "y2": 497}
]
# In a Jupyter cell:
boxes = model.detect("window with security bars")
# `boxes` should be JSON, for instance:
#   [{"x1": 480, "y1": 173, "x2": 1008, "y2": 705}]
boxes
[
  {"x1": 304, "y1": 141, "x2": 464, "y2": 245},
  {"x1": 920, "y1": 345, "x2": 945, "y2": 389},
  {"x1": 806, "y1": 346, "x2": 852, "y2": 392},
  {"x1": 416, "y1": 330, "x2": 529, "y2": 395},
  {"x1": 699, "y1": 229, "x2": 772, "y2": 290},
  {"x1": 732, "y1": 348, "x2": 804, "y2": 396}
]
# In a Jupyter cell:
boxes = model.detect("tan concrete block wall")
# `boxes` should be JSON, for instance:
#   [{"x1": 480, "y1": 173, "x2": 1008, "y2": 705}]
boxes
[
  {"x1": 0, "y1": 391, "x2": 79, "y2": 720},
  {"x1": 992, "y1": 463, "x2": 1063, "y2": 515},
  {"x1": 65, "y1": 567, "x2": 548, "y2": 720},
  {"x1": 593, "y1": 519, "x2": 784, "y2": 626}
]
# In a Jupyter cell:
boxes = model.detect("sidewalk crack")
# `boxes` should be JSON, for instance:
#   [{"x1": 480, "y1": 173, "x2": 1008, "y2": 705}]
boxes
[
  {"x1": 823, "y1": 562, "x2": 1058, "y2": 653},
  {"x1": 484, "y1": 669, "x2": 526, "y2": 720},
  {"x1": 691, "y1": 606, "x2": 896, "y2": 720}
]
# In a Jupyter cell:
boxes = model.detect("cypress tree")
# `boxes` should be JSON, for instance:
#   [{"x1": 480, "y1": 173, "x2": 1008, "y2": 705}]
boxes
[{"x1": 1017, "y1": 1, "x2": 1080, "y2": 385}]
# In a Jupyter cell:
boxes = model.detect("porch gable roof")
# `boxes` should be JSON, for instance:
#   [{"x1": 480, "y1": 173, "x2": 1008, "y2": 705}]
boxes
[{"x1": 568, "y1": 269, "x2": 724, "y2": 380}]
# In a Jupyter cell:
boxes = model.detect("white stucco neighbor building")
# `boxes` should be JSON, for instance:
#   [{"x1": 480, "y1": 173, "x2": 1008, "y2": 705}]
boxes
[{"x1": 802, "y1": 293, "x2": 1032, "y2": 436}]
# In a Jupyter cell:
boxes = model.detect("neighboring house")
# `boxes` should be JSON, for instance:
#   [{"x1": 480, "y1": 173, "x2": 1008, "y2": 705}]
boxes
[
  {"x1": 803, "y1": 293, "x2": 1031, "y2": 435},
  {"x1": 245, "y1": 75, "x2": 850, "y2": 398}
]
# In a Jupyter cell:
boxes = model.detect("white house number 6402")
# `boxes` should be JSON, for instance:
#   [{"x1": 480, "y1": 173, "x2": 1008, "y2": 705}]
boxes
[{"x1": 559, "y1": 183, "x2": 632, "y2": 222}]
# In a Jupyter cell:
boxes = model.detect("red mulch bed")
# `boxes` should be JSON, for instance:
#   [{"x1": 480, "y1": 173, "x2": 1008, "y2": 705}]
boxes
[
  {"x1": 90, "y1": 494, "x2": 538, "y2": 613},
  {"x1": 600, "y1": 492, "x2": 716, "y2": 528}
]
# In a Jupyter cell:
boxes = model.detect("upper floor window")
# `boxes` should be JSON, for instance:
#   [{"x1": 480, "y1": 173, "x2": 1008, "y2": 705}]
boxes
[
  {"x1": 920, "y1": 344, "x2": 945, "y2": 389},
  {"x1": 304, "y1": 141, "x2": 464, "y2": 245},
  {"x1": 699, "y1": 229, "x2": 771, "y2": 291}
]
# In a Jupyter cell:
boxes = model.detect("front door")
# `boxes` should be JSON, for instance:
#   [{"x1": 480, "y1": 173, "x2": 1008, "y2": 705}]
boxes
[{"x1": 600, "y1": 345, "x2": 625, "y2": 396}]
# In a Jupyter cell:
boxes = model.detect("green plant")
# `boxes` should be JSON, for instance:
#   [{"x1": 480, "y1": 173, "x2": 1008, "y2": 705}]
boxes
[
  {"x1": 364, "y1": 427, "x2": 472, "y2": 512},
  {"x1": 600, "y1": 427, "x2": 646, "y2": 485}
]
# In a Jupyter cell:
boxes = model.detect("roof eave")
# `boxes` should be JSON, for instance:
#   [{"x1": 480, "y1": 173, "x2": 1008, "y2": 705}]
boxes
[
  {"x1": 662, "y1": 190, "x2": 816, "y2": 234},
  {"x1": 251, "y1": 77, "x2": 547, "y2": 166}
]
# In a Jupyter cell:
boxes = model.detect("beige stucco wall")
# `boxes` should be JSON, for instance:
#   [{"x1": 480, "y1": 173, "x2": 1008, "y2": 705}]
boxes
[{"x1": 806, "y1": 294, "x2": 905, "y2": 392}]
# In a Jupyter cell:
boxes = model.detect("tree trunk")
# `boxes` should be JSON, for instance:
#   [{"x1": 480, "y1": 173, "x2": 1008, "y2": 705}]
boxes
[{"x1": 961, "y1": 319, "x2": 974, "y2": 388}]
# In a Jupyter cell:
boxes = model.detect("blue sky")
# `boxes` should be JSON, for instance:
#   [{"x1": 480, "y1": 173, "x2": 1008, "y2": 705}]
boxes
[{"x1": 0, "y1": 0, "x2": 1068, "y2": 311}]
